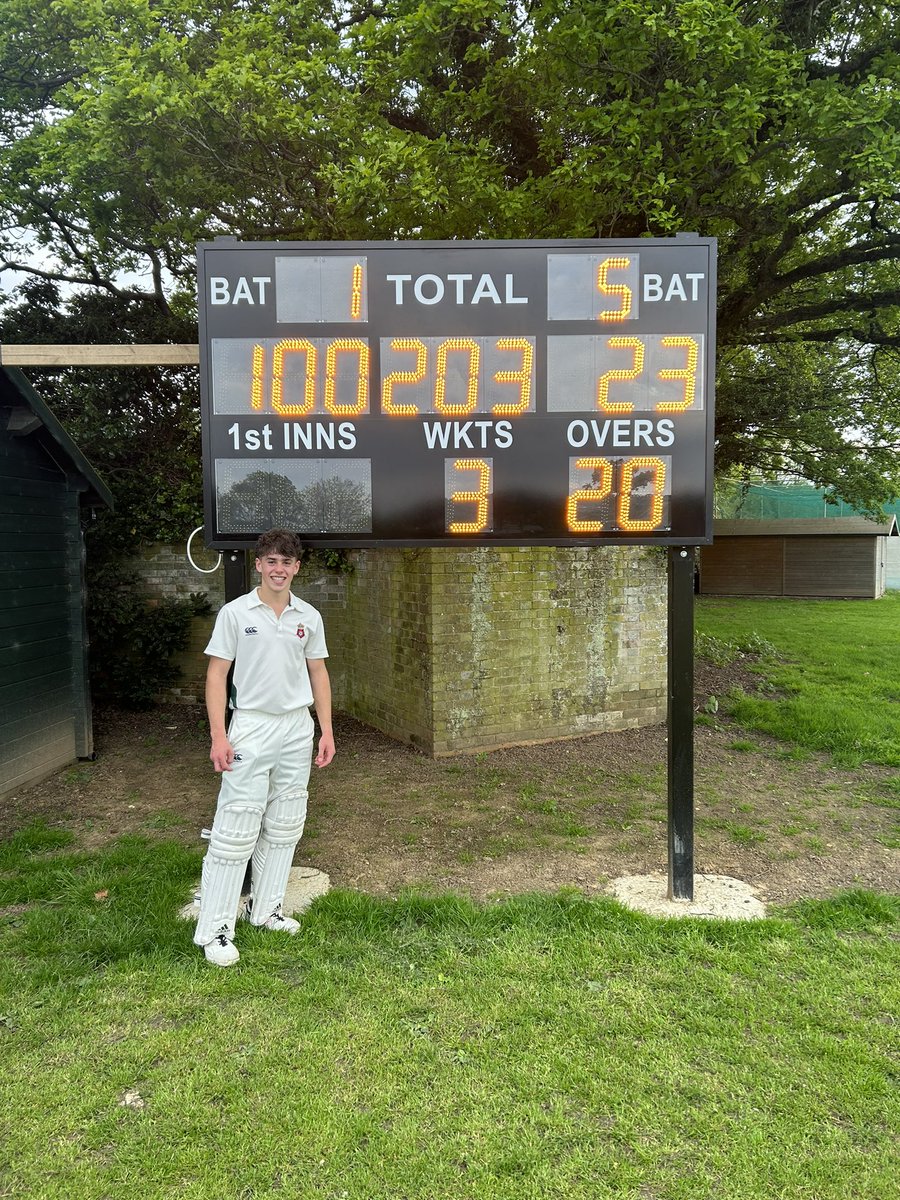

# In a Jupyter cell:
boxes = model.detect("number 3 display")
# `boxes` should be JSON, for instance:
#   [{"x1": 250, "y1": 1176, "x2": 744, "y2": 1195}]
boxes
[{"x1": 198, "y1": 238, "x2": 715, "y2": 547}]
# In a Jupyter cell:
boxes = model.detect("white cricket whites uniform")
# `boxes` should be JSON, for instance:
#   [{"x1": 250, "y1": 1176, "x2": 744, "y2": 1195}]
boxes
[{"x1": 193, "y1": 588, "x2": 328, "y2": 948}]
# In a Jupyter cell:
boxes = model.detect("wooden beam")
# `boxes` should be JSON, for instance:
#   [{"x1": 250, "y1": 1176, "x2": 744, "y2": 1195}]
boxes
[
  {"x1": 0, "y1": 344, "x2": 200, "y2": 367},
  {"x1": 6, "y1": 406, "x2": 42, "y2": 436}
]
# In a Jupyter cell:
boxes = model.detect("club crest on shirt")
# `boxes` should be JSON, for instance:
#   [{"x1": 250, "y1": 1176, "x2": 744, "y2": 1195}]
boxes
[{"x1": 296, "y1": 624, "x2": 306, "y2": 639}]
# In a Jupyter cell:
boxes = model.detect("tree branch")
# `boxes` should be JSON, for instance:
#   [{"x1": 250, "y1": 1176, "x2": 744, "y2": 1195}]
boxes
[
  {"x1": 0, "y1": 256, "x2": 156, "y2": 304},
  {"x1": 744, "y1": 288, "x2": 900, "y2": 334},
  {"x1": 719, "y1": 233, "x2": 900, "y2": 334},
  {"x1": 734, "y1": 327, "x2": 900, "y2": 349},
  {"x1": 805, "y1": 36, "x2": 900, "y2": 81}
]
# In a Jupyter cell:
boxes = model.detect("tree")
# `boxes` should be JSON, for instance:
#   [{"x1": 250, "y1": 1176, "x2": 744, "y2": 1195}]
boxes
[
  {"x1": 217, "y1": 468, "x2": 372, "y2": 533},
  {"x1": 296, "y1": 474, "x2": 372, "y2": 533},
  {"x1": 0, "y1": 280, "x2": 201, "y2": 546},
  {"x1": 217, "y1": 469, "x2": 306, "y2": 533},
  {"x1": 1, "y1": 0, "x2": 898, "y2": 507},
  {"x1": 0, "y1": 280, "x2": 207, "y2": 707}
]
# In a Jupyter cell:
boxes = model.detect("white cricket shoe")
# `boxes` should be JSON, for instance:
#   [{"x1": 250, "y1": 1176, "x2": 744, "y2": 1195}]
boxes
[
  {"x1": 262, "y1": 909, "x2": 301, "y2": 934},
  {"x1": 203, "y1": 930, "x2": 240, "y2": 967},
  {"x1": 244, "y1": 901, "x2": 301, "y2": 935}
]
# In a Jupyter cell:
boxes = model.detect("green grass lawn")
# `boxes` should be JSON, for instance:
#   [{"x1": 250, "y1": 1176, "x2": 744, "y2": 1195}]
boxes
[
  {"x1": 696, "y1": 592, "x2": 900, "y2": 767},
  {"x1": 3, "y1": 597, "x2": 899, "y2": 1198},
  {"x1": 1, "y1": 826, "x2": 898, "y2": 1199}
]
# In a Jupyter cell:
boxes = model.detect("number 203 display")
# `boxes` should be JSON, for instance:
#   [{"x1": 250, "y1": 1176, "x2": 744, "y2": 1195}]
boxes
[{"x1": 198, "y1": 238, "x2": 716, "y2": 547}]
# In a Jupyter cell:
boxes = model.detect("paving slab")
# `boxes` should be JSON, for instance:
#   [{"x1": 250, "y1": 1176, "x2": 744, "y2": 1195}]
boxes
[{"x1": 609, "y1": 872, "x2": 766, "y2": 920}]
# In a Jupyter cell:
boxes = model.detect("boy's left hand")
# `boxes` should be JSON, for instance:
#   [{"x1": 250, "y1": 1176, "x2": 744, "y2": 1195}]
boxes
[{"x1": 315, "y1": 732, "x2": 336, "y2": 768}]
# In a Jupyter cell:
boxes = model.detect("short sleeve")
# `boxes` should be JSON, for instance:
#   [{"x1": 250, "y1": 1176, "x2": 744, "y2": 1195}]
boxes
[
  {"x1": 204, "y1": 604, "x2": 239, "y2": 662},
  {"x1": 304, "y1": 613, "x2": 328, "y2": 660}
]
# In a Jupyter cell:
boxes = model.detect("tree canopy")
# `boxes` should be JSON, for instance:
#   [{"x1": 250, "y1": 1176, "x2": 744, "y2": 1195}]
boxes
[
  {"x1": 1, "y1": 0, "x2": 898, "y2": 510},
  {"x1": 0, "y1": 280, "x2": 200, "y2": 546}
]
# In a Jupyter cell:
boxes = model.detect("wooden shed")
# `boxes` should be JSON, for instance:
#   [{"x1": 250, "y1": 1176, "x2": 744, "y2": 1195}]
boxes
[
  {"x1": 887, "y1": 536, "x2": 900, "y2": 591},
  {"x1": 1, "y1": 366, "x2": 113, "y2": 798},
  {"x1": 699, "y1": 517, "x2": 899, "y2": 599}
]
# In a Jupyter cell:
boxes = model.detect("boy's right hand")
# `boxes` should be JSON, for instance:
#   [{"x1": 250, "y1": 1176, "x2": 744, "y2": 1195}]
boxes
[{"x1": 210, "y1": 735, "x2": 235, "y2": 773}]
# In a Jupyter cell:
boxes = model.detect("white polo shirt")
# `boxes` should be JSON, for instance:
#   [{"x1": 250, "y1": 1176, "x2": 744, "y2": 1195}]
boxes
[{"x1": 204, "y1": 589, "x2": 328, "y2": 713}]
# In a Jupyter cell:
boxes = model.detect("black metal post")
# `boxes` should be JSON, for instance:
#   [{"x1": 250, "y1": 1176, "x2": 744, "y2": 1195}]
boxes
[
  {"x1": 667, "y1": 546, "x2": 695, "y2": 900},
  {"x1": 221, "y1": 550, "x2": 252, "y2": 894},
  {"x1": 223, "y1": 548, "x2": 249, "y2": 604}
]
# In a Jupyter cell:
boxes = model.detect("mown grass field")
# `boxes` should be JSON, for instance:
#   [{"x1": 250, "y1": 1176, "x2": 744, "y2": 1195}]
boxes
[
  {"x1": 1, "y1": 826, "x2": 898, "y2": 1199},
  {"x1": 695, "y1": 591, "x2": 900, "y2": 767},
  {"x1": 1, "y1": 594, "x2": 898, "y2": 1198}
]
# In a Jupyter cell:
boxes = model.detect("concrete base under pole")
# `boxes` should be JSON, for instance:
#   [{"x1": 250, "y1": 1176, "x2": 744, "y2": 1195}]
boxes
[{"x1": 609, "y1": 872, "x2": 766, "y2": 920}]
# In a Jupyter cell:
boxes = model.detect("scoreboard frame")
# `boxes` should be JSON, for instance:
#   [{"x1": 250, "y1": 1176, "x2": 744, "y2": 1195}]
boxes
[{"x1": 197, "y1": 237, "x2": 716, "y2": 550}]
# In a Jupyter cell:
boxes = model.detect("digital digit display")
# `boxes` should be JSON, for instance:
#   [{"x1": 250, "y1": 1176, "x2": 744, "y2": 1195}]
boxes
[{"x1": 198, "y1": 238, "x2": 715, "y2": 547}]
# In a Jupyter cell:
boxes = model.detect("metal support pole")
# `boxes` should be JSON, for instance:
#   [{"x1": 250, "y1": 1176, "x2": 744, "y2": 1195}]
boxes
[
  {"x1": 667, "y1": 546, "x2": 695, "y2": 900},
  {"x1": 221, "y1": 550, "x2": 252, "y2": 895},
  {"x1": 223, "y1": 548, "x2": 249, "y2": 604}
]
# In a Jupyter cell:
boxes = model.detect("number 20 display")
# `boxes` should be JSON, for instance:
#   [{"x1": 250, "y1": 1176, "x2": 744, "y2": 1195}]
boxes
[{"x1": 198, "y1": 239, "x2": 716, "y2": 548}]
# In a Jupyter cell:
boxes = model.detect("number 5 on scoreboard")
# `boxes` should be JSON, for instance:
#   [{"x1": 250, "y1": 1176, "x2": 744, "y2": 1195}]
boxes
[{"x1": 446, "y1": 458, "x2": 493, "y2": 534}]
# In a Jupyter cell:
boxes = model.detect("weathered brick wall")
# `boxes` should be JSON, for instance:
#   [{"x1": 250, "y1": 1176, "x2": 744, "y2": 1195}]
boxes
[
  {"x1": 131, "y1": 542, "x2": 226, "y2": 606},
  {"x1": 129, "y1": 543, "x2": 225, "y2": 704},
  {"x1": 297, "y1": 546, "x2": 666, "y2": 753},
  {"x1": 297, "y1": 551, "x2": 434, "y2": 749},
  {"x1": 426, "y1": 546, "x2": 666, "y2": 753},
  {"x1": 129, "y1": 544, "x2": 667, "y2": 753}
]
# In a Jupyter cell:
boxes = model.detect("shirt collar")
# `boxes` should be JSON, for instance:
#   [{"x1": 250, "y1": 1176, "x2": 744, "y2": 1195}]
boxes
[{"x1": 248, "y1": 588, "x2": 300, "y2": 609}]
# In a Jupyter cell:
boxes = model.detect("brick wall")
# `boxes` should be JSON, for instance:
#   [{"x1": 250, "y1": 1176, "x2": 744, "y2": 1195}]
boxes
[
  {"x1": 129, "y1": 542, "x2": 225, "y2": 704},
  {"x1": 131, "y1": 542, "x2": 226, "y2": 606},
  {"x1": 129, "y1": 544, "x2": 667, "y2": 754},
  {"x1": 424, "y1": 546, "x2": 666, "y2": 753},
  {"x1": 295, "y1": 550, "x2": 434, "y2": 748}
]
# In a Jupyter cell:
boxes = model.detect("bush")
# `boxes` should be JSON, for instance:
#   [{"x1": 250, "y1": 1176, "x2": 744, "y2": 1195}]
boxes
[{"x1": 87, "y1": 561, "x2": 211, "y2": 709}]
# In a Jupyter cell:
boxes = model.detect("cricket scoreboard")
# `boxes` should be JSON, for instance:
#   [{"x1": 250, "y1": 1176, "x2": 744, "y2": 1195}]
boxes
[{"x1": 197, "y1": 238, "x2": 716, "y2": 548}]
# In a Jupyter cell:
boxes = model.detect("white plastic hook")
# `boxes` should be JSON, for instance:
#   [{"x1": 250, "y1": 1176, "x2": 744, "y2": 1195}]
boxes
[{"x1": 186, "y1": 526, "x2": 223, "y2": 574}]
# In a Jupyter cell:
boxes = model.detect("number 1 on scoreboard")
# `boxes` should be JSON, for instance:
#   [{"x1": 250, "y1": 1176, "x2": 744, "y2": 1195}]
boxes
[{"x1": 274, "y1": 256, "x2": 368, "y2": 323}]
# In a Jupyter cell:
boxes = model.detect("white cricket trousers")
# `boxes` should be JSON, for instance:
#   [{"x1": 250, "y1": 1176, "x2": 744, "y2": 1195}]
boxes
[{"x1": 194, "y1": 707, "x2": 315, "y2": 947}]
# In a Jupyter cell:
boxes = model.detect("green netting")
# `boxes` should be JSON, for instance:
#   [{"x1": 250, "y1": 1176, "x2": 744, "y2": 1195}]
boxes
[{"x1": 715, "y1": 480, "x2": 900, "y2": 521}]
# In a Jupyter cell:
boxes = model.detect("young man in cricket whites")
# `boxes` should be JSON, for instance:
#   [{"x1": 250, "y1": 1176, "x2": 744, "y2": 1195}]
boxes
[{"x1": 193, "y1": 528, "x2": 335, "y2": 966}]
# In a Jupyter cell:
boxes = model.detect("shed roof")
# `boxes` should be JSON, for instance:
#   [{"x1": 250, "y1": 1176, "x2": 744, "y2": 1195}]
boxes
[
  {"x1": 714, "y1": 517, "x2": 898, "y2": 538},
  {"x1": 1, "y1": 366, "x2": 113, "y2": 509}
]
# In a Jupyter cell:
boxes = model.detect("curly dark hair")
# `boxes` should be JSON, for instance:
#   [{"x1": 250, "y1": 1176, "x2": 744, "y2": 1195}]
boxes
[{"x1": 254, "y1": 528, "x2": 303, "y2": 560}]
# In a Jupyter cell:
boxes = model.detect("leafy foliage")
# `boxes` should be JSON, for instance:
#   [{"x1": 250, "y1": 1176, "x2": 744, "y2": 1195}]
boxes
[
  {"x1": 0, "y1": 280, "x2": 201, "y2": 547},
  {"x1": 0, "y1": 282, "x2": 209, "y2": 705},
  {"x1": 0, "y1": 0, "x2": 898, "y2": 505},
  {"x1": 87, "y1": 566, "x2": 211, "y2": 709},
  {"x1": 695, "y1": 629, "x2": 778, "y2": 667}
]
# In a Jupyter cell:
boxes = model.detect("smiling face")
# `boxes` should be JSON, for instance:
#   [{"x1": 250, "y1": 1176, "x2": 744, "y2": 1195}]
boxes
[{"x1": 255, "y1": 553, "x2": 300, "y2": 604}]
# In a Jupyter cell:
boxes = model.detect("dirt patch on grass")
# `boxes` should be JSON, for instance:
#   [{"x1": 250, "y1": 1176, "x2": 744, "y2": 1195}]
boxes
[{"x1": 3, "y1": 663, "x2": 897, "y2": 906}]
